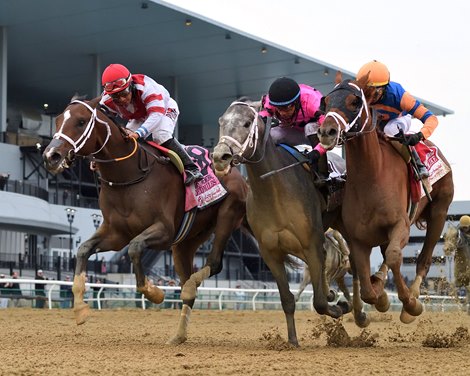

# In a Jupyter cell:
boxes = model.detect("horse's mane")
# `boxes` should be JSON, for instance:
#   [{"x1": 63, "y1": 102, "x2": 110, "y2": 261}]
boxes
[{"x1": 232, "y1": 96, "x2": 262, "y2": 111}]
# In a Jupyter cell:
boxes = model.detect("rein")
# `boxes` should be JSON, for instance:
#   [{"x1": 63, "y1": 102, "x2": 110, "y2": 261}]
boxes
[{"x1": 219, "y1": 102, "x2": 272, "y2": 165}]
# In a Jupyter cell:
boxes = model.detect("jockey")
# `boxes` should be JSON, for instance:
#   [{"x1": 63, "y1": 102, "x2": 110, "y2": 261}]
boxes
[
  {"x1": 259, "y1": 77, "x2": 329, "y2": 180},
  {"x1": 99, "y1": 63, "x2": 203, "y2": 185},
  {"x1": 356, "y1": 60, "x2": 437, "y2": 179}
]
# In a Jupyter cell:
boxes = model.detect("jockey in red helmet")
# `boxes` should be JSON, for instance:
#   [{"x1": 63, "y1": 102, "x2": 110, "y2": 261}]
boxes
[
  {"x1": 100, "y1": 64, "x2": 202, "y2": 185},
  {"x1": 259, "y1": 77, "x2": 329, "y2": 181}
]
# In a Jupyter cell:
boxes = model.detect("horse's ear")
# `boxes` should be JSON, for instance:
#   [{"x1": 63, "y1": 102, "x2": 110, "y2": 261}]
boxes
[
  {"x1": 319, "y1": 96, "x2": 326, "y2": 113},
  {"x1": 71, "y1": 93, "x2": 88, "y2": 102},
  {"x1": 335, "y1": 70, "x2": 343, "y2": 84},
  {"x1": 357, "y1": 72, "x2": 369, "y2": 88}
]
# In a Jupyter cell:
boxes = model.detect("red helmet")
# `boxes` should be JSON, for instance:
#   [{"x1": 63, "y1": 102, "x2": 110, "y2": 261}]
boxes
[{"x1": 102, "y1": 64, "x2": 132, "y2": 94}]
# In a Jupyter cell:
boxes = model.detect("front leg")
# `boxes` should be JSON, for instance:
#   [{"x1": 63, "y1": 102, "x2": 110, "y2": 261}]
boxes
[{"x1": 129, "y1": 222, "x2": 173, "y2": 304}]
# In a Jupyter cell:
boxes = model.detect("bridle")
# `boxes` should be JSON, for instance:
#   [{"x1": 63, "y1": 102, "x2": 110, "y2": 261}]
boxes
[
  {"x1": 217, "y1": 101, "x2": 272, "y2": 165},
  {"x1": 53, "y1": 99, "x2": 138, "y2": 163},
  {"x1": 323, "y1": 81, "x2": 377, "y2": 146}
]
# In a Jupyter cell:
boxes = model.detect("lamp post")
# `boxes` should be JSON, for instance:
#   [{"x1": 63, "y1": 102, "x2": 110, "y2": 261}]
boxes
[
  {"x1": 91, "y1": 213, "x2": 102, "y2": 276},
  {"x1": 65, "y1": 208, "x2": 76, "y2": 261}
]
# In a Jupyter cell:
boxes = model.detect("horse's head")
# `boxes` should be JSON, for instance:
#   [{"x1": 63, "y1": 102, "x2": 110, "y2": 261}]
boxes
[
  {"x1": 212, "y1": 100, "x2": 262, "y2": 177},
  {"x1": 317, "y1": 75, "x2": 370, "y2": 150},
  {"x1": 43, "y1": 96, "x2": 111, "y2": 174}
]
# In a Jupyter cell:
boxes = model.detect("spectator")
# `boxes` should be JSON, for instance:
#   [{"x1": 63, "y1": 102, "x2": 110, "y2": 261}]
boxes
[
  {"x1": 100, "y1": 257, "x2": 107, "y2": 274},
  {"x1": 60, "y1": 276, "x2": 73, "y2": 309},
  {"x1": 35, "y1": 269, "x2": 46, "y2": 308},
  {"x1": 165, "y1": 280, "x2": 181, "y2": 309},
  {"x1": 8, "y1": 271, "x2": 22, "y2": 307},
  {"x1": 0, "y1": 274, "x2": 9, "y2": 308},
  {"x1": 234, "y1": 282, "x2": 247, "y2": 310}
]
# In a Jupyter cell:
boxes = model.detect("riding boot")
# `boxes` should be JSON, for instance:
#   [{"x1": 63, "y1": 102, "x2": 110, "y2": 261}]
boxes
[
  {"x1": 162, "y1": 138, "x2": 203, "y2": 185},
  {"x1": 410, "y1": 147, "x2": 429, "y2": 179}
]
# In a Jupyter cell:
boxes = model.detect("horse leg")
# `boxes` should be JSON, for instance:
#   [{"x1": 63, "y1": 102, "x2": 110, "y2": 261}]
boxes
[
  {"x1": 72, "y1": 239, "x2": 99, "y2": 325},
  {"x1": 295, "y1": 266, "x2": 310, "y2": 302},
  {"x1": 384, "y1": 225, "x2": 423, "y2": 322},
  {"x1": 304, "y1": 232, "x2": 344, "y2": 318},
  {"x1": 372, "y1": 262, "x2": 391, "y2": 313},
  {"x1": 128, "y1": 223, "x2": 171, "y2": 304},
  {"x1": 350, "y1": 241, "x2": 377, "y2": 305},
  {"x1": 166, "y1": 241, "x2": 200, "y2": 346},
  {"x1": 260, "y1": 247, "x2": 299, "y2": 346},
  {"x1": 347, "y1": 252, "x2": 370, "y2": 328}
]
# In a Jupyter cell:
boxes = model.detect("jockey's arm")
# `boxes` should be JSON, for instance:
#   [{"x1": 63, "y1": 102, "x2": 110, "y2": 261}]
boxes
[{"x1": 400, "y1": 91, "x2": 438, "y2": 139}]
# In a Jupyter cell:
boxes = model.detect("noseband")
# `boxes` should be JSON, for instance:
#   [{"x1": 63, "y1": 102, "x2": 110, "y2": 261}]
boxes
[{"x1": 218, "y1": 102, "x2": 272, "y2": 165}]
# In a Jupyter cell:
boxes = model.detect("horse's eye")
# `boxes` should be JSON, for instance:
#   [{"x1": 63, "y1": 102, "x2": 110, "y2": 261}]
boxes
[
  {"x1": 243, "y1": 121, "x2": 251, "y2": 128},
  {"x1": 78, "y1": 119, "x2": 86, "y2": 127}
]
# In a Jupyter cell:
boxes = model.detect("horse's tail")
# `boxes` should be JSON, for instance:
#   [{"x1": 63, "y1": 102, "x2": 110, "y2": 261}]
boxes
[{"x1": 443, "y1": 223, "x2": 458, "y2": 256}]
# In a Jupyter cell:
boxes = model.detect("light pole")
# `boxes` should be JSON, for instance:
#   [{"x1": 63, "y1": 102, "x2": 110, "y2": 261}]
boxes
[
  {"x1": 91, "y1": 213, "x2": 102, "y2": 276},
  {"x1": 65, "y1": 208, "x2": 76, "y2": 261}
]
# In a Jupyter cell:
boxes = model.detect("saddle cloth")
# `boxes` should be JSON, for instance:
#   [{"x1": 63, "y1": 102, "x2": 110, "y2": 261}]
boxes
[
  {"x1": 409, "y1": 142, "x2": 451, "y2": 203},
  {"x1": 147, "y1": 142, "x2": 227, "y2": 211}
]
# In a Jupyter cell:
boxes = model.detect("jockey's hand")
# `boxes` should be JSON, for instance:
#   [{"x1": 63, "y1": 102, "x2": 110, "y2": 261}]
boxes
[
  {"x1": 90, "y1": 161, "x2": 98, "y2": 171},
  {"x1": 125, "y1": 130, "x2": 139, "y2": 139},
  {"x1": 307, "y1": 149, "x2": 321, "y2": 165},
  {"x1": 403, "y1": 132, "x2": 424, "y2": 146}
]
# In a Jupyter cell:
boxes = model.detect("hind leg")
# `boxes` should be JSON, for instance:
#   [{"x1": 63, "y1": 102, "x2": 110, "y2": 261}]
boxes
[
  {"x1": 166, "y1": 241, "x2": 201, "y2": 346},
  {"x1": 295, "y1": 266, "x2": 311, "y2": 302}
]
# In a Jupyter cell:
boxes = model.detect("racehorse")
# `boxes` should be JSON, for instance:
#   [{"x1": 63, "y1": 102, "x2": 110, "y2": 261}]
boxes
[
  {"x1": 317, "y1": 75, "x2": 454, "y2": 323},
  {"x1": 295, "y1": 229, "x2": 351, "y2": 303},
  {"x1": 212, "y1": 100, "x2": 369, "y2": 346},
  {"x1": 43, "y1": 96, "x2": 248, "y2": 345},
  {"x1": 444, "y1": 224, "x2": 470, "y2": 313}
]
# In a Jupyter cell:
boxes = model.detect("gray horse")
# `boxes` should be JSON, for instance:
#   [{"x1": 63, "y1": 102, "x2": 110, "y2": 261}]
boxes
[
  {"x1": 443, "y1": 222, "x2": 470, "y2": 313},
  {"x1": 212, "y1": 100, "x2": 369, "y2": 346}
]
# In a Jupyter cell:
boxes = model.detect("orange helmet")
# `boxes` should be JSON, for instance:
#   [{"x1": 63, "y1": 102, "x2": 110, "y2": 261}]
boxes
[
  {"x1": 101, "y1": 64, "x2": 132, "y2": 94},
  {"x1": 356, "y1": 60, "x2": 390, "y2": 87}
]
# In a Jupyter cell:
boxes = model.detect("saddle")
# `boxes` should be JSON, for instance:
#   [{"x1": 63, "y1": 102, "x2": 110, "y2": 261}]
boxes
[{"x1": 278, "y1": 143, "x2": 346, "y2": 212}]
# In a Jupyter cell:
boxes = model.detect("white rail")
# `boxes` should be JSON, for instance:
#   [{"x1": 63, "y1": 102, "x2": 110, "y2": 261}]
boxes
[{"x1": 0, "y1": 278, "x2": 465, "y2": 312}]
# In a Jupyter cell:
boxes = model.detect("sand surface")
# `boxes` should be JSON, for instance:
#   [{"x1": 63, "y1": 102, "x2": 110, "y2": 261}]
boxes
[{"x1": 1, "y1": 307, "x2": 469, "y2": 375}]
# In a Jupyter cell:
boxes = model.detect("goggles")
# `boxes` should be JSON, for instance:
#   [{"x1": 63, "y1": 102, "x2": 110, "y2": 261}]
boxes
[{"x1": 103, "y1": 75, "x2": 131, "y2": 93}]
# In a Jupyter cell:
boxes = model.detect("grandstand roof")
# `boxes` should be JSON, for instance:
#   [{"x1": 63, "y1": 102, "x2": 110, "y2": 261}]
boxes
[{"x1": 0, "y1": 0, "x2": 453, "y2": 144}]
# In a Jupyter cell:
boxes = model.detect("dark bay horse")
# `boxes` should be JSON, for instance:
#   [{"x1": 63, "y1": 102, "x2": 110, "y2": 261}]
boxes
[
  {"x1": 444, "y1": 224, "x2": 470, "y2": 313},
  {"x1": 43, "y1": 96, "x2": 248, "y2": 344},
  {"x1": 212, "y1": 100, "x2": 368, "y2": 346},
  {"x1": 318, "y1": 76, "x2": 454, "y2": 323}
]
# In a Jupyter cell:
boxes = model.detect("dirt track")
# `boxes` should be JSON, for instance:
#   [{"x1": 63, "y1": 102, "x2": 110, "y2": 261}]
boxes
[{"x1": 1, "y1": 308, "x2": 469, "y2": 375}]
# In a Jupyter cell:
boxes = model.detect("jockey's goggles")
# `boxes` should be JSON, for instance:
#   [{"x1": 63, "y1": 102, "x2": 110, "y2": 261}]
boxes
[
  {"x1": 275, "y1": 103, "x2": 295, "y2": 112},
  {"x1": 103, "y1": 76, "x2": 131, "y2": 93}
]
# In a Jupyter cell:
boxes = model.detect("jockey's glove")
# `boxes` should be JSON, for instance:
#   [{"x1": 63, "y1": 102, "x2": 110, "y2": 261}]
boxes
[
  {"x1": 308, "y1": 149, "x2": 321, "y2": 165},
  {"x1": 403, "y1": 132, "x2": 424, "y2": 146}
]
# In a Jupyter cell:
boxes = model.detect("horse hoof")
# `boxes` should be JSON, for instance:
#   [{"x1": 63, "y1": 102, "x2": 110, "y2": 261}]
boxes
[
  {"x1": 337, "y1": 299, "x2": 353, "y2": 314},
  {"x1": 73, "y1": 302, "x2": 90, "y2": 325},
  {"x1": 400, "y1": 310, "x2": 417, "y2": 324},
  {"x1": 355, "y1": 312, "x2": 371, "y2": 328},
  {"x1": 327, "y1": 289, "x2": 337, "y2": 302},
  {"x1": 146, "y1": 286, "x2": 165, "y2": 304},
  {"x1": 375, "y1": 292, "x2": 390, "y2": 313},
  {"x1": 328, "y1": 305, "x2": 344, "y2": 319},
  {"x1": 166, "y1": 335, "x2": 187, "y2": 346}
]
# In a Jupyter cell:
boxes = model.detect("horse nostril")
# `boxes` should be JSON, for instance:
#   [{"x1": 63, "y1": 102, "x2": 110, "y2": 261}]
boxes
[
  {"x1": 328, "y1": 128, "x2": 338, "y2": 137},
  {"x1": 221, "y1": 153, "x2": 232, "y2": 162}
]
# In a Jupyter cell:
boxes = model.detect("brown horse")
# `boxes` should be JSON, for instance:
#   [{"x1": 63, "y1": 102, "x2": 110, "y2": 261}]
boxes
[
  {"x1": 318, "y1": 76, "x2": 454, "y2": 323},
  {"x1": 295, "y1": 229, "x2": 352, "y2": 303},
  {"x1": 212, "y1": 100, "x2": 369, "y2": 346},
  {"x1": 43, "y1": 96, "x2": 248, "y2": 344},
  {"x1": 444, "y1": 224, "x2": 470, "y2": 313}
]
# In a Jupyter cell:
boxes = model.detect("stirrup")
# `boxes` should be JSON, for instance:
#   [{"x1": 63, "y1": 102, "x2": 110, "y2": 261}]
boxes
[{"x1": 184, "y1": 169, "x2": 203, "y2": 186}]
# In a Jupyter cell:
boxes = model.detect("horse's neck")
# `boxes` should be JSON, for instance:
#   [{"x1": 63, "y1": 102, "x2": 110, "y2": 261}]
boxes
[{"x1": 345, "y1": 130, "x2": 384, "y2": 181}]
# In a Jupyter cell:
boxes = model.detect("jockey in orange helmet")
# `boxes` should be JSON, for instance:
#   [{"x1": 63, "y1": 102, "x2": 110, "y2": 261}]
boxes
[
  {"x1": 260, "y1": 77, "x2": 329, "y2": 180},
  {"x1": 356, "y1": 60, "x2": 438, "y2": 179},
  {"x1": 100, "y1": 64, "x2": 202, "y2": 185}
]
